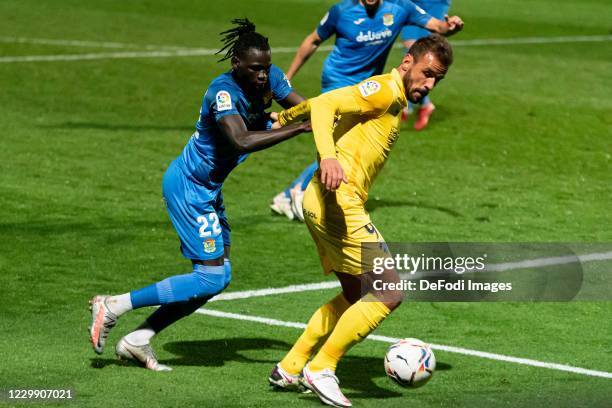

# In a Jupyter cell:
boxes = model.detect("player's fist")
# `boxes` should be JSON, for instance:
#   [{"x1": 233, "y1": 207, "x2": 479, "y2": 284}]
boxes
[
  {"x1": 320, "y1": 158, "x2": 347, "y2": 192},
  {"x1": 445, "y1": 15, "x2": 464, "y2": 35},
  {"x1": 270, "y1": 112, "x2": 282, "y2": 129}
]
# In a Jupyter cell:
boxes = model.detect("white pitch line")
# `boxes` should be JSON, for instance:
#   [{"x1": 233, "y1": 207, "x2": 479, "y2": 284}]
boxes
[
  {"x1": 209, "y1": 251, "x2": 612, "y2": 302},
  {"x1": 1, "y1": 34, "x2": 611, "y2": 63},
  {"x1": 0, "y1": 36, "x2": 189, "y2": 50},
  {"x1": 196, "y1": 308, "x2": 612, "y2": 379}
]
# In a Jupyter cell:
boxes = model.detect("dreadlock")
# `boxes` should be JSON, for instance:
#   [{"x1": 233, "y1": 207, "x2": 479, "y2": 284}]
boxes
[{"x1": 216, "y1": 18, "x2": 270, "y2": 62}]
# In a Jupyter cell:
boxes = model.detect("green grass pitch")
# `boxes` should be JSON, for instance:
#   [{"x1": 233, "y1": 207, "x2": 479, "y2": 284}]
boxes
[{"x1": 0, "y1": 0, "x2": 611, "y2": 407}]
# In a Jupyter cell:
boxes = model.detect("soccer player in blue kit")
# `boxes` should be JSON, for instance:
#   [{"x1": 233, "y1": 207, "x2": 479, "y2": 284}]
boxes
[
  {"x1": 401, "y1": 0, "x2": 453, "y2": 130},
  {"x1": 269, "y1": 0, "x2": 463, "y2": 221},
  {"x1": 88, "y1": 19, "x2": 310, "y2": 371}
]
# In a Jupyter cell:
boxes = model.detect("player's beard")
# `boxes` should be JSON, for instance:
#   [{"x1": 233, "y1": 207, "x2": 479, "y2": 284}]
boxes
[{"x1": 409, "y1": 87, "x2": 429, "y2": 104}]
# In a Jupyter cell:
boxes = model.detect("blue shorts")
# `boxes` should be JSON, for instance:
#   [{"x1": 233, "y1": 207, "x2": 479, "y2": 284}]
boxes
[
  {"x1": 162, "y1": 160, "x2": 230, "y2": 261},
  {"x1": 401, "y1": 2, "x2": 450, "y2": 42}
]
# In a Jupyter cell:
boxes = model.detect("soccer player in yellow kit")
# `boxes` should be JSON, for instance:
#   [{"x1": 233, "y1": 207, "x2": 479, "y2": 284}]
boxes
[{"x1": 268, "y1": 34, "x2": 454, "y2": 407}]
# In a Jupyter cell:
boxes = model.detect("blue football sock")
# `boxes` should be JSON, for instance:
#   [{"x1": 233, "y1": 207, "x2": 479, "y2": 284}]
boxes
[
  {"x1": 421, "y1": 95, "x2": 431, "y2": 106},
  {"x1": 130, "y1": 263, "x2": 228, "y2": 309},
  {"x1": 144, "y1": 259, "x2": 232, "y2": 333}
]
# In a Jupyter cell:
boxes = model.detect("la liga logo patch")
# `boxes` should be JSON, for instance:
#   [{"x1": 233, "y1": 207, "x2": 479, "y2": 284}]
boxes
[
  {"x1": 359, "y1": 80, "x2": 381, "y2": 97},
  {"x1": 216, "y1": 91, "x2": 232, "y2": 111}
]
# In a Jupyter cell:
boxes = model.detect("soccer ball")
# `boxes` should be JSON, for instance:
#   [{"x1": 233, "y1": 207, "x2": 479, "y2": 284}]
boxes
[{"x1": 384, "y1": 338, "x2": 436, "y2": 387}]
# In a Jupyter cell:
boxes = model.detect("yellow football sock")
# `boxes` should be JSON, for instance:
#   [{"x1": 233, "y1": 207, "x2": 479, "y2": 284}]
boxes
[
  {"x1": 280, "y1": 293, "x2": 350, "y2": 375},
  {"x1": 309, "y1": 297, "x2": 390, "y2": 372}
]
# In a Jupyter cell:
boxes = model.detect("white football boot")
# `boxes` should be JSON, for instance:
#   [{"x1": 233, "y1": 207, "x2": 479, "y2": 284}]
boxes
[
  {"x1": 301, "y1": 364, "x2": 352, "y2": 407},
  {"x1": 268, "y1": 363, "x2": 302, "y2": 390},
  {"x1": 115, "y1": 337, "x2": 172, "y2": 372},
  {"x1": 270, "y1": 192, "x2": 295, "y2": 220},
  {"x1": 290, "y1": 185, "x2": 305, "y2": 222},
  {"x1": 89, "y1": 295, "x2": 118, "y2": 354}
]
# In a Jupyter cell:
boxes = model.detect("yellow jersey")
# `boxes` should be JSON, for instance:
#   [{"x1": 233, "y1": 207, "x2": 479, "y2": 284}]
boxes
[{"x1": 279, "y1": 68, "x2": 407, "y2": 202}]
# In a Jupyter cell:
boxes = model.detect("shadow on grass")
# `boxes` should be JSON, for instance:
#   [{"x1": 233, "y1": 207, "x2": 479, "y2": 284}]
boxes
[
  {"x1": 366, "y1": 198, "x2": 462, "y2": 218},
  {"x1": 91, "y1": 337, "x2": 451, "y2": 399},
  {"x1": 164, "y1": 337, "x2": 452, "y2": 400}
]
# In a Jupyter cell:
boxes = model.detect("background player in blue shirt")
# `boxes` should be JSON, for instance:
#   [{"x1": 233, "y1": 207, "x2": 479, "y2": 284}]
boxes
[
  {"x1": 270, "y1": 0, "x2": 463, "y2": 221},
  {"x1": 401, "y1": 0, "x2": 453, "y2": 130},
  {"x1": 88, "y1": 19, "x2": 310, "y2": 371}
]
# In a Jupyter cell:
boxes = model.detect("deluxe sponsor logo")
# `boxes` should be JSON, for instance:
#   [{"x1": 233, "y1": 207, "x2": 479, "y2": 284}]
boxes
[{"x1": 356, "y1": 29, "x2": 393, "y2": 43}]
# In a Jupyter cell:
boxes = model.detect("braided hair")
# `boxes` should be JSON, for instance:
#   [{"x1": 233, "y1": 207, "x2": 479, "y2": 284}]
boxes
[{"x1": 216, "y1": 18, "x2": 270, "y2": 62}]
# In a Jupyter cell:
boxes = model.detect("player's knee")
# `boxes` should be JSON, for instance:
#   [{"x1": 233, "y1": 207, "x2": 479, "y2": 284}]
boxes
[
  {"x1": 223, "y1": 258, "x2": 232, "y2": 289},
  {"x1": 193, "y1": 263, "x2": 228, "y2": 298}
]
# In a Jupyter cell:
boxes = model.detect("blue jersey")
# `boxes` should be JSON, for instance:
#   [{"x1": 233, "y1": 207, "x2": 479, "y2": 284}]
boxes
[
  {"x1": 177, "y1": 64, "x2": 293, "y2": 194},
  {"x1": 317, "y1": 0, "x2": 433, "y2": 92},
  {"x1": 401, "y1": 0, "x2": 450, "y2": 41},
  {"x1": 413, "y1": 0, "x2": 451, "y2": 8}
]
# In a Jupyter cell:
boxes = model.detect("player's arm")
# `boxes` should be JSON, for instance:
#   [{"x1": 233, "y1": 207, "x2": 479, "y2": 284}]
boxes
[
  {"x1": 286, "y1": 31, "x2": 324, "y2": 80},
  {"x1": 425, "y1": 15, "x2": 464, "y2": 36},
  {"x1": 219, "y1": 115, "x2": 310, "y2": 154},
  {"x1": 309, "y1": 85, "x2": 394, "y2": 190},
  {"x1": 277, "y1": 90, "x2": 306, "y2": 110},
  {"x1": 286, "y1": 6, "x2": 338, "y2": 80}
]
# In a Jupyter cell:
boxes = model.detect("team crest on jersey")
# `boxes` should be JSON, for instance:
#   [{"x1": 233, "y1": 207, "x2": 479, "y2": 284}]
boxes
[
  {"x1": 359, "y1": 80, "x2": 381, "y2": 97},
  {"x1": 216, "y1": 91, "x2": 232, "y2": 111},
  {"x1": 204, "y1": 238, "x2": 216, "y2": 254},
  {"x1": 383, "y1": 13, "x2": 394, "y2": 26}
]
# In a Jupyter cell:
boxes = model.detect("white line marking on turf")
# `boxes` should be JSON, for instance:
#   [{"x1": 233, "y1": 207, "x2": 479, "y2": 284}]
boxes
[
  {"x1": 196, "y1": 308, "x2": 612, "y2": 379},
  {"x1": 209, "y1": 251, "x2": 612, "y2": 302},
  {"x1": 1, "y1": 34, "x2": 611, "y2": 63},
  {"x1": 0, "y1": 36, "x2": 188, "y2": 50}
]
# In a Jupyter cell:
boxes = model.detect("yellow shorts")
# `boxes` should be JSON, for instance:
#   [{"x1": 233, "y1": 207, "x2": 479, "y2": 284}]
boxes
[{"x1": 303, "y1": 181, "x2": 387, "y2": 276}]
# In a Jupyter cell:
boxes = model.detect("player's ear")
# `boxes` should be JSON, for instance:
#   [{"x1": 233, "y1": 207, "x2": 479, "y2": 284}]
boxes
[
  {"x1": 231, "y1": 56, "x2": 240, "y2": 71},
  {"x1": 401, "y1": 53, "x2": 413, "y2": 69}
]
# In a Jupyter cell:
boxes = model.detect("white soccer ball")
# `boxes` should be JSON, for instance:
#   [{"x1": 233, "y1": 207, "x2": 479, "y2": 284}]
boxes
[{"x1": 384, "y1": 338, "x2": 436, "y2": 387}]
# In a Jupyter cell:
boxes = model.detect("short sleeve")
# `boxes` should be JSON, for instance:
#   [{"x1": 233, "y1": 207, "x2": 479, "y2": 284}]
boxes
[
  {"x1": 205, "y1": 84, "x2": 240, "y2": 122},
  {"x1": 400, "y1": 0, "x2": 434, "y2": 28},
  {"x1": 316, "y1": 4, "x2": 340, "y2": 41},
  {"x1": 269, "y1": 65, "x2": 293, "y2": 101}
]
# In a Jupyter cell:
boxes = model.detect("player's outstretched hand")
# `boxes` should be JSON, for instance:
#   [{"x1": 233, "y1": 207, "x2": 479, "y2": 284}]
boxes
[
  {"x1": 445, "y1": 15, "x2": 464, "y2": 35},
  {"x1": 320, "y1": 158, "x2": 347, "y2": 192},
  {"x1": 270, "y1": 112, "x2": 281, "y2": 129}
]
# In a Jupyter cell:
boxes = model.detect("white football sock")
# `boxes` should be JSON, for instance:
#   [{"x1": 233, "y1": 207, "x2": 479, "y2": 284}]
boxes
[
  {"x1": 105, "y1": 293, "x2": 132, "y2": 316},
  {"x1": 124, "y1": 325, "x2": 156, "y2": 346}
]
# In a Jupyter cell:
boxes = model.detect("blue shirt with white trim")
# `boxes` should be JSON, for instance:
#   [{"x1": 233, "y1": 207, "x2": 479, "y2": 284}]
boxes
[
  {"x1": 177, "y1": 64, "x2": 292, "y2": 193},
  {"x1": 317, "y1": 0, "x2": 433, "y2": 92}
]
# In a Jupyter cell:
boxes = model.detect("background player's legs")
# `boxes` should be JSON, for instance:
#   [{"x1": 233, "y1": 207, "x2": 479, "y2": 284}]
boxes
[{"x1": 271, "y1": 160, "x2": 318, "y2": 221}]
